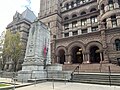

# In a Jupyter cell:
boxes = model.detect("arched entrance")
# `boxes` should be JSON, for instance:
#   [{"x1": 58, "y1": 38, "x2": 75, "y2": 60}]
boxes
[
  {"x1": 72, "y1": 46, "x2": 83, "y2": 64},
  {"x1": 59, "y1": 49, "x2": 65, "y2": 64},
  {"x1": 90, "y1": 46, "x2": 100, "y2": 63}
]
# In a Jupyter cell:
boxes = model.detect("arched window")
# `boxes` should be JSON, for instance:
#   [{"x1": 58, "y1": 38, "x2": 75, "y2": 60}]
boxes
[
  {"x1": 115, "y1": 39, "x2": 120, "y2": 51},
  {"x1": 81, "y1": 11, "x2": 86, "y2": 15},
  {"x1": 90, "y1": 8, "x2": 96, "y2": 12},
  {"x1": 72, "y1": 14, "x2": 77, "y2": 18},
  {"x1": 64, "y1": 17, "x2": 69, "y2": 20}
]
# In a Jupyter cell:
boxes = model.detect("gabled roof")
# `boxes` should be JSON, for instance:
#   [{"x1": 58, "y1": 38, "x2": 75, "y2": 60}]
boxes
[
  {"x1": 6, "y1": 8, "x2": 36, "y2": 29},
  {"x1": 21, "y1": 8, "x2": 36, "y2": 22}
]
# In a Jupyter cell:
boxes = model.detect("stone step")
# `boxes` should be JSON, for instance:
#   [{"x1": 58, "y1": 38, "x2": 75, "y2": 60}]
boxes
[
  {"x1": 63, "y1": 63, "x2": 120, "y2": 73},
  {"x1": 71, "y1": 73, "x2": 120, "y2": 86}
]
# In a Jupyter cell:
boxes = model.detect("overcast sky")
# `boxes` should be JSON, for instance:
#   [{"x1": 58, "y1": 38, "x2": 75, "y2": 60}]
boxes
[{"x1": 0, "y1": 0, "x2": 40, "y2": 35}]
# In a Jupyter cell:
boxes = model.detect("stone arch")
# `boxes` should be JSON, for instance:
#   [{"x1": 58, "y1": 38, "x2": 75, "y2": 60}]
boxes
[
  {"x1": 68, "y1": 41, "x2": 85, "y2": 54},
  {"x1": 56, "y1": 46, "x2": 67, "y2": 64},
  {"x1": 86, "y1": 41, "x2": 103, "y2": 53},
  {"x1": 56, "y1": 46, "x2": 67, "y2": 56},
  {"x1": 70, "y1": 12, "x2": 79, "y2": 19},
  {"x1": 110, "y1": 35, "x2": 120, "y2": 43},
  {"x1": 88, "y1": 5, "x2": 97, "y2": 12},
  {"x1": 86, "y1": 41, "x2": 103, "y2": 63},
  {"x1": 79, "y1": 8, "x2": 88, "y2": 15},
  {"x1": 63, "y1": 15, "x2": 70, "y2": 20},
  {"x1": 110, "y1": 35, "x2": 120, "y2": 50},
  {"x1": 68, "y1": 41, "x2": 85, "y2": 64}
]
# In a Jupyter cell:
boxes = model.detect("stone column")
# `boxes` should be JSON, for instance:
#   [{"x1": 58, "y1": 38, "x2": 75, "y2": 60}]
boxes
[
  {"x1": 100, "y1": 52, "x2": 103, "y2": 62},
  {"x1": 106, "y1": 18, "x2": 112, "y2": 28},
  {"x1": 4, "y1": 64, "x2": 8, "y2": 70},
  {"x1": 56, "y1": 56, "x2": 60, "y2": 63},
  {"x1": 67, "y1": 54, "x2": 72, "y2": 64},
  {"x1": 116, "y1": 15, "x2": 120, "y2": 26},
  {"x1": 87, "y1": 53, "x2": 90, "y2": 63}
]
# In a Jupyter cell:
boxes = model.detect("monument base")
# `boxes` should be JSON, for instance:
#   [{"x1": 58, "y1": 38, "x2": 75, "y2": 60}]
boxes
[{"x1": 18, "y1": 64, "x2": 71, "y2": 82}]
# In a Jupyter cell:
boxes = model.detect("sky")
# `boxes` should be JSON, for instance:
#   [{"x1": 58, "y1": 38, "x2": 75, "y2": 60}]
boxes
[{"x1": 0, "y1": 0, "x2": 40, "y2": 35}]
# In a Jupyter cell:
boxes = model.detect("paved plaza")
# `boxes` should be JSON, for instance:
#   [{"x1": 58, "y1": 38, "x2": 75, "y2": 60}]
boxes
[
  {"x1": 0, "y1": 78, "x2": 120, "y2": 90},
  {"x1": 15, "y1": 82, "x2": 120, "y2": 90}
]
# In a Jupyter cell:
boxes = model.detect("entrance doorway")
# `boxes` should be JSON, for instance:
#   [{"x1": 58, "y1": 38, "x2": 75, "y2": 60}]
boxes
[
  {"x1": 59, "y1": 49, "x2": 65, "y2": 64},
  {"x1": 72, "y1": 46, "x2": 83, "y2": 64},
  {"x1": 90, "y1": 46, "x2": 100, "y2": 63}
]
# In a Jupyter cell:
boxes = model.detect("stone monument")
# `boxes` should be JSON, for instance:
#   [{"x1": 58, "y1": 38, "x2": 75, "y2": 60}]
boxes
[
  {"x1": 18, "y1": 19, "x2": 71, "y2": 82},
  {"x1": 18, "y1": 20, "x2": 51, "y2": 82}
]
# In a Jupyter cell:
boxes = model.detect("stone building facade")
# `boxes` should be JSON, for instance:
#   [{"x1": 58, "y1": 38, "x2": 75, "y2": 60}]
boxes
[
  {"x1": 5, "y1": 8, "x2": 36, "y2": 71},
  {"x1": 39, "y1": 0, "x2": 120, "y2": 65}
]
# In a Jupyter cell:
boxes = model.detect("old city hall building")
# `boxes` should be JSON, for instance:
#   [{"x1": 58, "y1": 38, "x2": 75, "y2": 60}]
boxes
[{"x1": 39, "y1": 0, "x2": 120, "y2": 66}]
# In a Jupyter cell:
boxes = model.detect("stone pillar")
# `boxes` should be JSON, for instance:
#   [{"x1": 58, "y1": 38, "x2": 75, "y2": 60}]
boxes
[
  {"x1": 87, "y1": 53, "x2": 90, "y2": 63},
  {"x1": 56, "y1": 56, "x2": 60, "y2": 63},
  {"x1": 116, "y1": 15, "x2": 120, "y2": 26},
  {"x1": 8, "y1": 63, "x2": 13, "y2": 71},
  {"x1": 105, "y1": 5, "x2": 109, "y2": 12},
  {"x1": 114, "y1": 2, "x2": 119, "y2": 9},
  {"x1": 106, "y1": 18, "x2": 112, "y2": 28},
  {"x1": 4, "y1": 64, "x2": 8, "y2": 70},
  {"x1": 69, "y1": 32, "x2": 72, "y2": 36},
  {"x1": 100, "y1": 52, "x2": 103, "y2": 62},
  {"x1": 78, "y1": 29, "x2": 82, "y2": 35},
  {"x1": 67, "y1": 54, "x2": 72, "y2": 64}
]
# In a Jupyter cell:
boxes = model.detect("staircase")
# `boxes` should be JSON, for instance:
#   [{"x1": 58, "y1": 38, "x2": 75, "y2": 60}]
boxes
[
  {"x1": 63, "y1": 63, "x2": 120, "y2": 73},
  {"x1": 71, "y1": 73, "x2": 120, "y2": 86}
]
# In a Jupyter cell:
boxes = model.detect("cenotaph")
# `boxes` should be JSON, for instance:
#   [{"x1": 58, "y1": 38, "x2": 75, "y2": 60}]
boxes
[{"x1": 18, "y1": 19, "x2": 71, "y2": 82}]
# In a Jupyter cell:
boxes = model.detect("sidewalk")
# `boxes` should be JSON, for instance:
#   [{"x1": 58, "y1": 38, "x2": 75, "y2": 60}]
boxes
[
  {"x1": 15, "y1": 82, "x2": 120, "y2": 90},
  {"x1": 0, "y1": 78, "x2": 120, "y2": 90}
]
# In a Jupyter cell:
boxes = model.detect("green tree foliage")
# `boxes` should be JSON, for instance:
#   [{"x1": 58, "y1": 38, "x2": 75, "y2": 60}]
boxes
[{"x1": 2, "y1": 30, "x2": 23, "y2": 71}]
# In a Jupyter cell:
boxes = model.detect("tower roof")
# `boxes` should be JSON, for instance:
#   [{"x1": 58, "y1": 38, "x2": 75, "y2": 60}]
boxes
[{"x1": 6, "y1": 8, "x2": 36, "y2": 29}]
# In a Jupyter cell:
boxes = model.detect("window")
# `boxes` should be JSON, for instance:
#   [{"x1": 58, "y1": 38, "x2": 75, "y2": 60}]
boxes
[
  {"x1": 108, "y1": 0, "x2": 114, "y2": 10},
  {"x1": 81, "y1": 19, "x2": 87, "y2": 26},
  {"x1": 90, "y1": 8, "x2": 96, "y2": 12},
  {"x1": 65, "y1": 3, "x2": 69, "y2": 10},
  {"x1": 72, "y1": 14, "x2": 77, "y2": 18},
  {"x1": 81, "y1": 11, "x2": 86, "y2": 15},
  {"x1": 71, "y1": 1, "x2": 74, "y2": 8},
  {"x1": 102, "y1": 19, "x2": 107, "y2": 28},
  {"x1": 72, "y1": 21, "x2": 78, "y2": 28},
  {"x1": 64, "y1": 17, "x2": 69, "y2": 20},
  {"x1": 64, "y1": 33, "x2": 69, "y2": 37},
  {"x1": 64, "y1": 23, "x2": 69, "y2": 30},
  {"x1": 118, "y1": 0, "x2": 120, "y2": 7},
  {"x1": 115, "y1": 39, "x2": 120, "y2": 51},
  {"x1": 91, "y1": 26, "x2": 98, "y2": 32},
  {"x1": 81, "y1": 29, "x2": 87, "y2": 34},
  {"x1": 80, "y1": 0, "x2": 86, "y2": 4},
  {"x1": 76, "y1": 0, "x2": 80, "y2": 5},
  {"x1": 111, "y1": 15, "x2": 117, "y2": 28},
  {"x1": 90, "y1": 16, "x2": 97, "y2": 23},
  {"x1": 72, "y1": 31, "x2": 78, "y2": 36},
  {"x1": 101, "y1": 4, "x2": 105, "y2": 13}
]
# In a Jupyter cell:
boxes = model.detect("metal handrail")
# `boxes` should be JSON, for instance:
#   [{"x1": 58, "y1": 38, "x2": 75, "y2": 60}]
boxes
[{"x1": 71, "y1": 65, "x2": 80, "y2": 80}]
